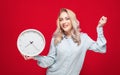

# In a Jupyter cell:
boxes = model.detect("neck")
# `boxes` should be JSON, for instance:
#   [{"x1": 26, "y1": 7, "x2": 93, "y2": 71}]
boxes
[{"x1": 65, "y1": 31, "x2": 71, "y2": 38}]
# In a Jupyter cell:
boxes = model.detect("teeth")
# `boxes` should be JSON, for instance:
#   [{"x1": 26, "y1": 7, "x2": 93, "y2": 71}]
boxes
[{"x1": 63, "y1": 25, "x2": 68, "y2": 28}]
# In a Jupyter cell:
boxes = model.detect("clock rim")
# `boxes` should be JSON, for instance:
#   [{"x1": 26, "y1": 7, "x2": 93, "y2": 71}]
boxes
[{"x1": 17, "y1": 29, "x2": 46, "y2": 56}]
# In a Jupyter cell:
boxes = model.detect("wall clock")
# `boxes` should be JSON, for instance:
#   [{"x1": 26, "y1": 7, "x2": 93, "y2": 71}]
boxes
[{"x1": 17, "y1": 29, "x2": 45, "y2": 56}]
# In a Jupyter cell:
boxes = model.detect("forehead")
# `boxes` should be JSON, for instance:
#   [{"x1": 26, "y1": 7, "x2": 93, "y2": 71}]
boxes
[{"x1": 59, "y1": 12, "x2": 69, "y2": 18}]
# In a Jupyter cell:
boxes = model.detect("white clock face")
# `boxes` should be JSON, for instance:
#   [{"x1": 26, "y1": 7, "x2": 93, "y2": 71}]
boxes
[{"x1": 17, "y1": 29, "x2": 45, "y2": 56}]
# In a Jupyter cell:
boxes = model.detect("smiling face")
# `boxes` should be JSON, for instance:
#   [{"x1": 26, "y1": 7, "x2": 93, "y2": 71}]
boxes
[
  {"x1": 54, "y1": 8, "x2": 81, "y2": 45},
  {"x1": 59, "y1": 11, "x2": 73, "y2": 34}
]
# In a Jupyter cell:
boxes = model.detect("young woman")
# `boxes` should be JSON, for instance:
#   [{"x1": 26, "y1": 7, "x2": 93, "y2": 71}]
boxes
[{"x1": 23, "y1": 8, "x2": 107, "y2": 75}]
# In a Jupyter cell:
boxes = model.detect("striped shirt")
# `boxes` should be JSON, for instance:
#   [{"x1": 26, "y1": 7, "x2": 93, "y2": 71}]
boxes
[{"x1": 34, "y1": 27, "x2": 107, "y2": 75}]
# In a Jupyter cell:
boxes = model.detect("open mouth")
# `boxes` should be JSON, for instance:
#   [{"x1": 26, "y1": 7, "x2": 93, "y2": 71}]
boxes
[{"x1": 63, "y1": 24, "x2": 69, "y2": 28}]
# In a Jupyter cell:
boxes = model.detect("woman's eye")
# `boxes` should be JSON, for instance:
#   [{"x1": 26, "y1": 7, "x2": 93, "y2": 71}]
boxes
[
  {"x1": 59, "y1": 18, "x2": 63, "y2": 21},
  {"x1": 66, "y1": 17, "x2": 70, "y2": 20}
]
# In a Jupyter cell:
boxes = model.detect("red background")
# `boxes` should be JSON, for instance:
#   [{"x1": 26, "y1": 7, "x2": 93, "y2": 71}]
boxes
[{"x1": 1, "y1": 0, "x2": 120, "y2": 75}]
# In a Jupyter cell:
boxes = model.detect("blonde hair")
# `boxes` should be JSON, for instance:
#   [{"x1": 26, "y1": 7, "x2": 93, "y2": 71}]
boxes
[{"x1": 54, "y1": 8, "x2": 81, "y2": 45}]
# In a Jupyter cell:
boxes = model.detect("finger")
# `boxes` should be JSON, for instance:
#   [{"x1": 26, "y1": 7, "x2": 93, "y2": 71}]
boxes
[
  {"x1": 23, "y1": 55, "x2": 27, "y2": 60},
  {"x1": 104, "y1": 17, "x2": 107, "y2": 20},
  {"x1": 24, "y1": 55, "x2": 28, "y2": 60},
  {"x1": 103, "y1": 17, "x2": 107, "y2": 22},
  {"x1": 102, "y1": 16, "x2": 107, "y2": 20},
  {"x1": 24, "y1": 55, "x2": 31, "y2": 60},
  {"x1": 25, "y1": 56, "x2": 34, "y2": 60},
  {"x1": 102, "y1": 17, "x2": 107, "y2": 22},
  {"x1": 100, "y1": 16, "x2": 104, "y2": 21}
]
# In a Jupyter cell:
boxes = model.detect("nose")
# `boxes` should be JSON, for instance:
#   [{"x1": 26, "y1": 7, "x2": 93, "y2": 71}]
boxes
[{"x1": 62, "y1": 19, "x2": 67, "y2": 24}]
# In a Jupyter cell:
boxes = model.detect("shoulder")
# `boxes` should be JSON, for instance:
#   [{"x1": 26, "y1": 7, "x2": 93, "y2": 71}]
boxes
[
  {"x1": 80, "y1": 32, "x2": 89, "y2": 38},
  {"x1": 80, "y1": 32, "x2": 92, "y2": 41}
]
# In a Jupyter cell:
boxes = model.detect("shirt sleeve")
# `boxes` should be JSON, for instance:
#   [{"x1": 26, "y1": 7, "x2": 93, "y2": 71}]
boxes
[
  {"x1": 34, "y1": 37, "x2": 56, "y2": 68},
  {"x1": 87, "y1": 27, "x2": 107, "y2": 53}
]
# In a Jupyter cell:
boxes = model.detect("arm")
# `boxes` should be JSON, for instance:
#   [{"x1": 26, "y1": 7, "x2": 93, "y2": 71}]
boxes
[
  {"x1": 88, "y1": 16, "x2": 107, "y2": 53},
  {"x1": 34, "y1": 38, "x2": 56, "y2": 68},
  {"x1": 23, "y1": 38, "x2": 56, "y2": 68},
  {"x1": 88, "y1": 27, "x2": 107, "y2": 53}
]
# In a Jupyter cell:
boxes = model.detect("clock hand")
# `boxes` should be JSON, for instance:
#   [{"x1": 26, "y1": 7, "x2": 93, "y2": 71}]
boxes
[
  {"x1": 24, "y1": 43, "x2": 31, "y2": 48},
  {"x1": 32, "y1": 44, "x2": 39, "y2": 50},
  {"x1": 24, "y1": 41, "x2": 33, "y2": 49}
]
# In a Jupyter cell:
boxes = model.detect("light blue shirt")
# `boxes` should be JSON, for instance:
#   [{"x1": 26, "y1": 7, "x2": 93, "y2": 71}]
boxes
[{"x1": 34, "y1": 27, "x2": 107, "y2": 75}]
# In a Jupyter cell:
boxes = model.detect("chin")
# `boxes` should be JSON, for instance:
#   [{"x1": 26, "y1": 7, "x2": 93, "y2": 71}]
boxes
[{"x1": 63, "y1": 29, "x2": 70, "y2": 33}]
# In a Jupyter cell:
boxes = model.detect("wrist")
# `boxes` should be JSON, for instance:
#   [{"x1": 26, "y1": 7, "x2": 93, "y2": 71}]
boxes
[
  {"x1": 98, "y1": 23, "x2": 104, "y2": 27},
  {"x1": 97, "y1": 26, "x2": 103, "y2": 35}
]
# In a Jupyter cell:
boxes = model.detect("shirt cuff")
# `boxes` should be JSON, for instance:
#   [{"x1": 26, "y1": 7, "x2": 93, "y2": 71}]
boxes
[
  {"x1": 34, "y1": 55, "x2": 42, "y2": 60},
  {"x1": 97, "y1": 26, "x2": 103, "y2": 34}
]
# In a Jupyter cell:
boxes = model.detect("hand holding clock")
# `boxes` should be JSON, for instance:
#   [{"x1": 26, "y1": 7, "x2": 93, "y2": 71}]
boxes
[
  {"x1": 22, "y1": 41, "x2": 38, "y2": 60},
  {"x1": 22, "y1": 55, "x2": 35, "y2": 60}
]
